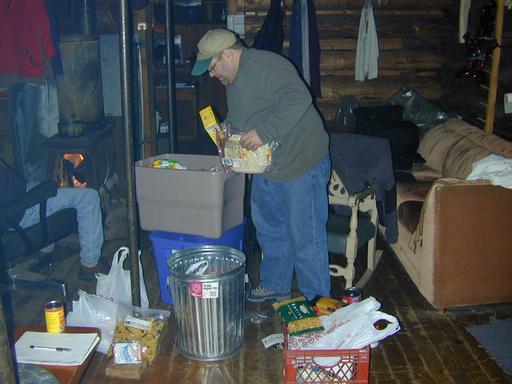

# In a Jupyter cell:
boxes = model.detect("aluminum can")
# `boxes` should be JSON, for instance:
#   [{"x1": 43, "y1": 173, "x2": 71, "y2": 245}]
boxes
[
  {"x1": 342, "y1": 287, "x2": 362, "y2": 306},
  {"x1": 44, "y1": 301, "x2": 65, "y2": 333}
]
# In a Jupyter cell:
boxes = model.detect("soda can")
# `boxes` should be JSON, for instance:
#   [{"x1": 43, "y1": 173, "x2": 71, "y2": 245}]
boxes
[
  {"x1": 45, "y1": 301, "x2": 65, "y2": 333},
  {"x1": 342, "y1": 287, "x2": 362, "y2": 306}
]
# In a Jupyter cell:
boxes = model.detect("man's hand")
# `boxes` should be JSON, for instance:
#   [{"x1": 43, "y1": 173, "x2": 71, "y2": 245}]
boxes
[{"x1": 240, "y1": 129, "x2": 263, "y2": 151}]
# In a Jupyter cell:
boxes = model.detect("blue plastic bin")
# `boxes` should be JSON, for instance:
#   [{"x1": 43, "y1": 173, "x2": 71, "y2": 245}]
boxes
[{"x1": 150, "y1": 221, "x2": 245, "y2": 304}]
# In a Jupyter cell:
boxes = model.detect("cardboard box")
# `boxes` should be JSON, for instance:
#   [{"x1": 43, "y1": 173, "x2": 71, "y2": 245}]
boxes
[{"x1": 135, "y1": 154, "x2": 245, "y2": 239}]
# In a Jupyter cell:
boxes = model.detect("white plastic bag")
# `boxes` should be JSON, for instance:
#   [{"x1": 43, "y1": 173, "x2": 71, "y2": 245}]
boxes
[
  {"x1": 96, "y1": 246, "x2": 149, "y2": 309},
  {"x1": 312, "y1": 310, "x2": 400, "y2": 351},
  {"x1": 288, "y1": 297, "x2": 400, "y2": 381},
  {"x1": 66, "y1": 290, "x2": 128, "y2": 354}
]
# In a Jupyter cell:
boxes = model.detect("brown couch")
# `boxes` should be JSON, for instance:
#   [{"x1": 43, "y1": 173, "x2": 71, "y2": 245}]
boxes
[{"x1": 391, "y1": 119, "x2": 512, "y2": 309}]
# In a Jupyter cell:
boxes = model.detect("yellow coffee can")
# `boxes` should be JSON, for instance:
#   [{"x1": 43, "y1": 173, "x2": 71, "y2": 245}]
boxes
[{"x1": 44, "y1": 301, "x2": 65, "y2": 333}]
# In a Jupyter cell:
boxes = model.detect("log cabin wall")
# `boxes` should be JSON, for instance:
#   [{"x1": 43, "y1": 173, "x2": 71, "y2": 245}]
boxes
[
  {"x1": 228, "y1": 0, "x2": 453, "y2": 123},
  {"x1": 227, "y1": 0, "x2": 512, "y2": 139}
]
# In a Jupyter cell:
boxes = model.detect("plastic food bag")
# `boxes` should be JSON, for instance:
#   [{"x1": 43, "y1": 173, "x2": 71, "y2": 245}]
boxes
[
  {"x1": 221, "y1": 134, "x2": 274, "y2": 174},
  {"x1": 66, "y1": 290, "x2": 126, "y2": 354},
  {"x1": 217, "y1": 122, "x2": 277, "y2": 174},
  {"x1": 198, "y1": 106, "x2": 277, "y2": 174},
  {"x1": 274, "y1": 297, "x2": 324, "y2": 336},
  {"x1": 110, "y1": 314, "x2": 167, "y2": 365},
  {"x1": 96, "y1": 246, "x2": 149, "y2": 309},
  {"x1": 67, "y1": 291, "x2": 170, "y2": 355},
  {"x1": 289, "y1": 297, "x2": 400, "y2": 351}
]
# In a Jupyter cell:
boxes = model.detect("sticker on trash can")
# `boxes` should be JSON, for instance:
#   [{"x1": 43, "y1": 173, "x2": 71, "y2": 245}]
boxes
[{"x1": 189, "y1": 281, "x2": 219, "y2": 298}]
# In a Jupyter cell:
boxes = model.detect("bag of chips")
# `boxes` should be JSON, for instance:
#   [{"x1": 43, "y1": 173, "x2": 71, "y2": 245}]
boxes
[{"x1": 273, "y1": 296, "x2": 324, "y2": 336}]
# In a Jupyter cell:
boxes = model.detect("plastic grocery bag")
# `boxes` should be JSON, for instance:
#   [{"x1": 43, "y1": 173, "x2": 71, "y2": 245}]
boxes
[
  {"x1": 288, "y1": 297, "x2": 400, "y2": 381},
  {"x1": 289, "y1": 297, "x2": 400, "y2": 356},
  {"x1": 66, "y1": 290, "x2": 127, "y2": 354},
  {"x1": 312, "y1": 310, "x2": 400, "y2": 351},
  {"x1": 96, "y1": 246, "x2": 149, "y2": 309}
]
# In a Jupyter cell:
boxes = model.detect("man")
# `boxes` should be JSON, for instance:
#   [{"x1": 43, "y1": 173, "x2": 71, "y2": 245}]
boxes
[
  {"x1": 192, "y1": 29, "x2": 331, "y2": 302},
  {"x1": 0, "y1": 161, "x2": 106, "y2": 281}
]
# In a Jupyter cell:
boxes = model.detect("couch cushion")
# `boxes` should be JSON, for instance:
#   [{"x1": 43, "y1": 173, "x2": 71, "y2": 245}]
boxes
[
  {"x1": 409, "y1": 164, "x2": 443, "y2": 183},
  {"x1": 419, "y1": 119, "x2": 512, "y2": 179},
  {"x1": 442, "y1": 125, "x2": 512, "y2": 178},
  {"x1": 417, "y1": 120, "x2": 466, "y2": 172},
  {"x1": 442, "y1": 137, "x2": 492, "y2": 178}
]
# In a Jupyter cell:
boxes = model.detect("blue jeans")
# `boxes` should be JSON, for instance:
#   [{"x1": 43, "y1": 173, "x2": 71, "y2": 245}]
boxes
[
  {"x1": 19, "y1": 185, "x2": 104, "y2": 267},
  {"x1": 251, "y1": 155, "x2": 331, "y2": 300}
]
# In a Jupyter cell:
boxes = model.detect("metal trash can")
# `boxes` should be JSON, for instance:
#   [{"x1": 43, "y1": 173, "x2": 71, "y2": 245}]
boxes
[{"x1": 167, "y1": 245, "x2": 246, "y2": 361}]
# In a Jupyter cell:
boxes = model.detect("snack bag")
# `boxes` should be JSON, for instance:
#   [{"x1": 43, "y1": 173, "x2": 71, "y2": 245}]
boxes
[
  {"x1": 150, "y1": 159, "x2": 186, "y2": 170},
  {"x1": 222, "y1": 134, "x2": 273, "y2": 174},
  {"x1": 110, "y1": 315, "x2": 167, "y2": 365},
  {"x1": 310, "y1": 296, "x2": 343, "y2": 316},
  {"x1": 199, "y1": 106, "x2": 277, "y2": 174},
  {"x1": 273, "y1": 296, "x2": 324, "y2": 336}
]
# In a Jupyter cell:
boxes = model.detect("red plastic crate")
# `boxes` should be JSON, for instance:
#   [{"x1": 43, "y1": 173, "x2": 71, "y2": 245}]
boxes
[{"x1": 283, "y1": 328, "x2": 370, "y2": 384}]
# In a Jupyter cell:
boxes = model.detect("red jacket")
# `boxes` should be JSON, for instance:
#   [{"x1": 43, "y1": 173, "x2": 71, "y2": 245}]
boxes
[{"x1": 0, "y1": 0, "x2": 55, "y2": 78}]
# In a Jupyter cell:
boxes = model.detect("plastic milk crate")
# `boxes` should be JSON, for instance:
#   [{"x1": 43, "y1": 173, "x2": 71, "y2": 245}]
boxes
[
  {"x1": 135, "y1": 154, "x2": 245, "y2": 239},
  {"x1": 150, "y1": 221, "x2": 245, "y2": 304},
  {"x1": 284, "y1": 328, "x2": 370, "y2": 384}
]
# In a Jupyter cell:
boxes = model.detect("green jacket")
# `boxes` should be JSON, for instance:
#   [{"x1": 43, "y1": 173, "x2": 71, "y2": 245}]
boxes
[{"x1": 226, "y1": 47, "x2": 329, "y2": 181}]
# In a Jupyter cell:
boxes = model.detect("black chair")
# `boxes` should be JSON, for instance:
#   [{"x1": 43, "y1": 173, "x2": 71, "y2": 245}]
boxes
[{"x1": 0, "y1": 180, "x2": 78, "y2": 296}]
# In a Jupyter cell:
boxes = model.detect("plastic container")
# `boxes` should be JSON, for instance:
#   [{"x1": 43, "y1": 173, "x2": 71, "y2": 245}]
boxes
[
  {"x1": 168, "y1": 245, "x2": 246, "y2": 361},
  {"x1": 135, "y1": 154, "x2": 245, "y2": 239},
  {"x1": 284, "y1": 328, "x2": 370, "y2": 384},
  {"x1": 149, "y1": 221, "x2": 245, "y2": 304}
]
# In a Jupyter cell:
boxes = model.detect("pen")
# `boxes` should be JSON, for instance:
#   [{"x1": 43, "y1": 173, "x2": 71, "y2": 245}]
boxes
[{"x1": 30, "y1": 345, "x2": 72, "y2": 352}]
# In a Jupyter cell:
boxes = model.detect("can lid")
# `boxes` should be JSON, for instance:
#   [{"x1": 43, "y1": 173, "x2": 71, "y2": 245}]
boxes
[{"x1": 44, "y1": 301, "x2": 63, "y2": 310}]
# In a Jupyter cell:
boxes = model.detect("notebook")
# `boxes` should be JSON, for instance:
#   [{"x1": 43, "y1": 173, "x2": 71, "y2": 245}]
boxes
[{"x1": 15, "y1": 331, "x2": 100, "y2": 366}]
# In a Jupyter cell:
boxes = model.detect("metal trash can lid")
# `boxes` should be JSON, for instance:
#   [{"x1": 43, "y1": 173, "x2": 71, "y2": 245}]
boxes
[{"x1": 168, "y1": 245, "x2": 246, "y2": 282}]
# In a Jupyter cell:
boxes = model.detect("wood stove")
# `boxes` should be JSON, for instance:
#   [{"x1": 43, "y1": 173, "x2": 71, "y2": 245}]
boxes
[{"x1": 45, "y1": 120, "x2": 118, "y2": 215}]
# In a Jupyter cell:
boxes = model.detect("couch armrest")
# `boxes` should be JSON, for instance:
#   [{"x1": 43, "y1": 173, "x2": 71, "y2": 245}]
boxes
[{"x1": 419, "y1": 179, "x2": 512, "y2": 308}]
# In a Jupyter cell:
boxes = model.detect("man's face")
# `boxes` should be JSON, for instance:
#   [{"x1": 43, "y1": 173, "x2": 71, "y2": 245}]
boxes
[{"x1": 208, "y1": 50, "x2": 237, "y2": 85}]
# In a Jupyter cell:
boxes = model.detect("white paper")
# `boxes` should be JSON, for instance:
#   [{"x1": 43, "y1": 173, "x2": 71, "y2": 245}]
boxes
[
  {"x1": 15, "y1": 331, "x2": 100, "y2": 366},
  {"x1": 262, "y1": 333, "x2": 284, "y2": 349}
]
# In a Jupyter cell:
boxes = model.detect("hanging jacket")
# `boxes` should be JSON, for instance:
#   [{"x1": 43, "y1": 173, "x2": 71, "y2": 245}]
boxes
[
  {"x1": 289, "y1": 0, "x2": 322, "y2": 98},
  {"x1": 0, "y1": 0, "x2": 56, "y2": 79},
  {"x1": 252, "y1": 0, "x2": 285, "y2": 54},
  {"x1": 288, "y1": 0, "x2": 303, "y2": 74},
  {"x1": 307, "y1": 0, "x2": 321, "y2": 98},
  {"x1": 355, "y1": 0, "x2": 379, "y2": 81}
]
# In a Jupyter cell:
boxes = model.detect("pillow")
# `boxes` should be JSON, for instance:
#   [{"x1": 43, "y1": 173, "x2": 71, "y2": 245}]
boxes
[
  {"x1": 442, "y1": 128, "x2": 512, "y2": 178},
  {"x1": 478, "y1": 133, "x2": 512, "y2": 158},
  {"x1": 417, "y1": 120, "x2": 465, "y2": 171},
  {"x1": 442, "y1": 137, "x2": 492, "y2": 178}
]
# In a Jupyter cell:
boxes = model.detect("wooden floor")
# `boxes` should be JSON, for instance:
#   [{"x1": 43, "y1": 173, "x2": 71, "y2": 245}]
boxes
[{"x1": 3, "y1": 201, "x2": 512, "y2": 384}]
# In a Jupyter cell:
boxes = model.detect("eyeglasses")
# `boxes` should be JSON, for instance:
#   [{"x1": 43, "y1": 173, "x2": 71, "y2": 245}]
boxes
[{"x1": 208, "y1": 54, "x2": 221, "y2": 74}]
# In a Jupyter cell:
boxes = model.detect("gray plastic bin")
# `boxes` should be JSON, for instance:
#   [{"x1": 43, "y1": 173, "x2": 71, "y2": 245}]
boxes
[
  {"x1": 135, "y1": 154, "x2": 245, "y2": 239},
  {"x1": 168, "y1": 245, "x2": 246, "y2": 361}
]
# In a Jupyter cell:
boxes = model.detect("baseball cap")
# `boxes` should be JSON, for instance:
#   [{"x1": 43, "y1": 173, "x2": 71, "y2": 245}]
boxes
[{"x1": 191, "y1": 29, "x2": 237, "y2": 76}]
